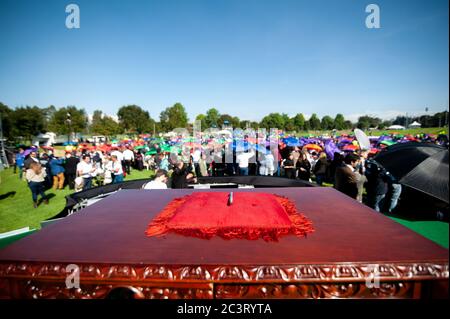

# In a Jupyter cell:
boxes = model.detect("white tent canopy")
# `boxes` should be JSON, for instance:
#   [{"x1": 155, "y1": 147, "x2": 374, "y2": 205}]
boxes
[
  {"x1": 387, "y1": 125, "x2": 406, "y2": 130},
  {"x1": 409, "y1": 121, "x2": 421, "y2": 128}
]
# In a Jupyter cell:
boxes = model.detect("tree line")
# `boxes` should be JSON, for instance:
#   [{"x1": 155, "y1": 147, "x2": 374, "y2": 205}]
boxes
[{"x1": 0, "y1": 102, "x2": 448, "y2": 142}]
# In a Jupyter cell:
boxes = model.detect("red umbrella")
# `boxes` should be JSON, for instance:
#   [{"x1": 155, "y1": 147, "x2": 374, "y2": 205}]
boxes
[{"x1": 342, "y1": 144, "x2": 359, "y2": 151}]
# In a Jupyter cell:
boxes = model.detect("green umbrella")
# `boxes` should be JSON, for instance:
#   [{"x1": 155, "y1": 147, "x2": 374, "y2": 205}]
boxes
[
  {"x1": 134, "y1": 145, "x2": 145, "y2": 150},
  {"x1": 145, "y1": 150, "x2": 157, "y2": 155},
  {"x1": 381, "y1": 140, "x2": 396, "y2": 146},
  {"x1": 161, "y1": 145, "x2": 171, "y2": 152}
]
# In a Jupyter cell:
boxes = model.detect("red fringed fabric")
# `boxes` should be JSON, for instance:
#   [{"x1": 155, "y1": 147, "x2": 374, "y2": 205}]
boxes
[{"x1": 145, "y1": 192, "x2": 314, "y2": 242}]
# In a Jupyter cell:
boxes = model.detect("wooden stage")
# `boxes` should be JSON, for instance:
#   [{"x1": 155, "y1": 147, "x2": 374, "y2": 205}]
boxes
[{"x1": 0, "y1": 188, "x2": 448, "y2": 299}]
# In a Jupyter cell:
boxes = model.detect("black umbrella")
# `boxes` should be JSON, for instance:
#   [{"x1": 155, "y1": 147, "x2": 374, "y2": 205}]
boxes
[{"x1": 374, "y1": 142, "x2": 449, "y2": 203}]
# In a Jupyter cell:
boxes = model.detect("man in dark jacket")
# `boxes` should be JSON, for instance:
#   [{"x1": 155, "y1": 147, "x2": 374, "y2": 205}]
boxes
[
  {"x1": 334, "y1": 153, "x2": 359, "y2": 199},
  {"x1": 171, "y1": 161, "x2": 196, "y2": 189},
  {"x1": 64, "y1": 152, "x2": 79, "y2": 190},
  {"x1": 365, "y1": 159, "x2": 388, "y2": 212}
]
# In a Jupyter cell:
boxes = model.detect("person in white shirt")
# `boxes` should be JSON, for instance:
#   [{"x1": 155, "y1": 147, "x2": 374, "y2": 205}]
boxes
[
  {"x1": 191, "y1": 149, "x2": 202, "y2": 177},
  {"x1": 110, "y1": 149, "x2": 124, "y2": 162},
  {"x1": 122, "y1": 148, "x2": 135, "y2": 175},
  {"x1": 76, "y1": 155, "x2": 96, "y2": 191},
  {"x1": 236, "y1": 150, "x2": 255, "y2": 176},
  {"x1": 259, "y1": 152, "x2": 275, "y2": 176},
  {"x1": 110, "y1": 155, "x2": 124, "y2": 183},
  {"x1": 143, "y1": 169, "x2": 168, "y2": 189}
]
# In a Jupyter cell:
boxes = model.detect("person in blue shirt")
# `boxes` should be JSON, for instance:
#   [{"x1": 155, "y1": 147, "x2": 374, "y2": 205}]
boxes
[
  {"x1": 49, "y1": 156, "x2": 65, "y2": 190},
  {"x1": 14, "y1": 148, "x2": 25, "y2": 180}
]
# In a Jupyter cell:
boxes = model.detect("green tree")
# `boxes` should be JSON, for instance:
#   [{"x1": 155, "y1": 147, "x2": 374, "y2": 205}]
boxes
[
  {"x1": 334, "y1": 114, "x2": 346, "y2": 130},
  {"x1": 292, "y1": 113, "x2": 305, "y2": 131},
  {"x1": 10, "y1": 106, "x2": 46, "y2": 141},
  {"x1": 344, "y1": 120, "x2": 353, "y2": 130},
  {"x1": 159, "y1": 103, "x2": 188, "y2": 131},
  {"x1": 204, "y1": 108, "x2": 221, "y2": 128},
  {"x1": 195, "y1": 114, "x2": 207, "y2": 130},
  {"x1": 321, "y1": 115, "x2": 334, "y2": 130},
  {"x1": 0, "y1": 102, "x2": 13, "y2": 139},
  {"x1": 117, "y1": 105, "x2": 154, "y2": 134},
  {"x1": 91, "y1": 110, "x2": 121, "y2": 136},
  {"x1": 308, "y1": 113, "x2": 321, "y2": 130},
  {"x1": 48, "y1": 106, "x2": 87, "y2": 135},
  {"x1": 218, "y1": 114, "x2": 240, "y2": 128},
  {"x1": 357, "y1": 115, "x2": 381, "y2": 130},
  {"x1": 260, "y1": 113, "x2": 285, "y2": 130},
  {"x1": 42, "y1": 105, "x2": 57, "y2": 131}
]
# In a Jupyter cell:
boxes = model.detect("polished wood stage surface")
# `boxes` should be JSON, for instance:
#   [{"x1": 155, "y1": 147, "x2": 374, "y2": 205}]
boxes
[{"x1": 0, "y1": 188, "x2": 448, "y2": 299}]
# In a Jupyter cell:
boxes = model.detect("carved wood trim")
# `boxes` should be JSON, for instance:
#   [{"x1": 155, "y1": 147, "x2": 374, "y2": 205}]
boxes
[{"x1": 0, "y1": 261, "x2": 448, "y2": 282}]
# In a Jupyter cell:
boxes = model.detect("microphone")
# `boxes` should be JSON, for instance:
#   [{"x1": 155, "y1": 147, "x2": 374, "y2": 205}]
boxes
[{"x1": 228, "y1": 192, "x2": 233, "y2": 206}]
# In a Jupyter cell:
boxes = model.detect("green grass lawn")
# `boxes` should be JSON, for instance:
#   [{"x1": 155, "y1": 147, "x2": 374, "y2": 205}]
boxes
[
  {"x1": 0, "y1": 167, "x2": 153, "y2": 233},
  {"x1": 0, "y1": 167, "x2": 448, "y2": 248}
]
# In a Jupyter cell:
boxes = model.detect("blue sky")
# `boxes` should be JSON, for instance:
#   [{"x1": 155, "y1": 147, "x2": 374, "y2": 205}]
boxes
[{"x1": 0, "y1": 0, "x2": 448, "y2": 122}]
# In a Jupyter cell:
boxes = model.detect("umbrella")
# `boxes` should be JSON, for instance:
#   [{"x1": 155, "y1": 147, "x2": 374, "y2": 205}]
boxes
[
  {"x1": 23, "y1": 148, "x2": 37, "y2": 157},
  {"x1": 303, "y1": 144, "x2": 322, "y2": 152},
  {"x1": 324, "y1": 140, "x2": 340, "y2": 160},
  {"x1": 342, "y1": 144, "x2": 359, "y2": 152},
  {"x1": 374, "y1": 142, "x2": 449, "y2": 203},
  {"x1": 380, "y1": 140, "x2": 396, "y2": 147}
]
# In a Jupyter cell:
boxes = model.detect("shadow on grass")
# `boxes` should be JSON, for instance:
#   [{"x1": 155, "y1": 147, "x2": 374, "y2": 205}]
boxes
[{"x1": 0, "y1": 191, "x2": 16, "y2": 200}]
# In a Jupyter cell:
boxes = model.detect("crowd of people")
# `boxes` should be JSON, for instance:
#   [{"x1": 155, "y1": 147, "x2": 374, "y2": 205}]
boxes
[{"x1": 10, "y1": 130, "x2": 447, "y2": 212}]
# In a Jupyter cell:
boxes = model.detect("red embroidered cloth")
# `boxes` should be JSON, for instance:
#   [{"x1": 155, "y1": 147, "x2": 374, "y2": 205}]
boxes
[{"x1": 145, "y1": 192, "x2": 314, "y2": 242}]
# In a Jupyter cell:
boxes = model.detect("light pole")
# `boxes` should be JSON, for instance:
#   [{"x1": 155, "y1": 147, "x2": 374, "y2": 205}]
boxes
[{"x1": 66, "y1": 113, "x2": 72, "y2": 143}]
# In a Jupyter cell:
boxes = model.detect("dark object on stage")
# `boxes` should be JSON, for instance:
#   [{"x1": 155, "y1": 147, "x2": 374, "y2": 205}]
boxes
[
  {"x1": 197, "y1": 176, "x2": 316, "y2": 188},
  {"x1": 0, "y1": 188, "x2": 447, "y2": 299},
  {"x1": 49, "y1": 176, "x2": 316, "y2": 220},
  {"x1": 374, "y1": 142, "x2": 449, "y2": 203}
]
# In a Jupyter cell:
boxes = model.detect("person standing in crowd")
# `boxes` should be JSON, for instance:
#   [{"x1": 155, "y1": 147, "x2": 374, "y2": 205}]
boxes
[
  {"x1": 296, "y1": 151, "x2": 311, "y2": 181},
  {"x1": 110, "y1": 155, "x2": 124, "y2": 183},
  {"x1": 102, "y1": 154, "x2": 113, "y2": 185},
  {"x1": 77, "y1": 155, "x2": 96, "y2": 191},
  {"x1": 385, "y1": 175, "x2": 402, "y2": 214},
  {"x1": 14, "y1": 148, "x2": 25, "y2": 180},
  {"x1": 64, "y1": 152, "x2": 79, "y2": 190},
  {"x1": 24, "y1": 151, "x2": 39, "y2": 169},
  {"x1": 198, "y1": 153, "x2": 209, "y2": 177},
  {"x1": 158, "y1": 153, "x2": 169, "y2": 171},
  {"x1": 122, "y1": 147, "x2": 134, "y2": 175},
  {"x1": 329, "y1": 152, "x2": 343, "y2": 184},
  {"x1": 313, "y1": 152, "x2": 329, "y2": 186},
  {"x1": 259, "y1": 150, "x2": 275, "y2": 176},
  {"x1": 191, "y1": 148, "x2": 202, "y2": 177},
  {"x1": 355, "y1": 150, "x2": 369, "y2": 203},
  {"x1": 49, "y1": 156, "x2": 65, "y2": 190},
  {"x1": 143, "y1": 169, "x2": 168, "y2": 189},
  {"x1": 39, "y1": 153, "x2": 52, "y2": 189},
  {"x1": 25, "y1": 162, "x2": 48, "y2": 208},
  {"x1": 281, "y1": 153, "x2": 295, "y2": 179},
  {"x1": 236, "y1": 150, "x2": 254, "y2": 176},
  {"x1": 291, "y1": 147, "x2": 301, "y2": 169},
  {"x1": 171, "y1": 161, "x2": 196, "y2": 188},
  {"x1": 365, "y1": 160, "x2": 388, "y2": 212},
  {"x1": 334, "y1": 153, "x2": 359, "y2": 199},
  {"x1": 135, "y1": 151, "x2": 144, "y2": 171}
]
